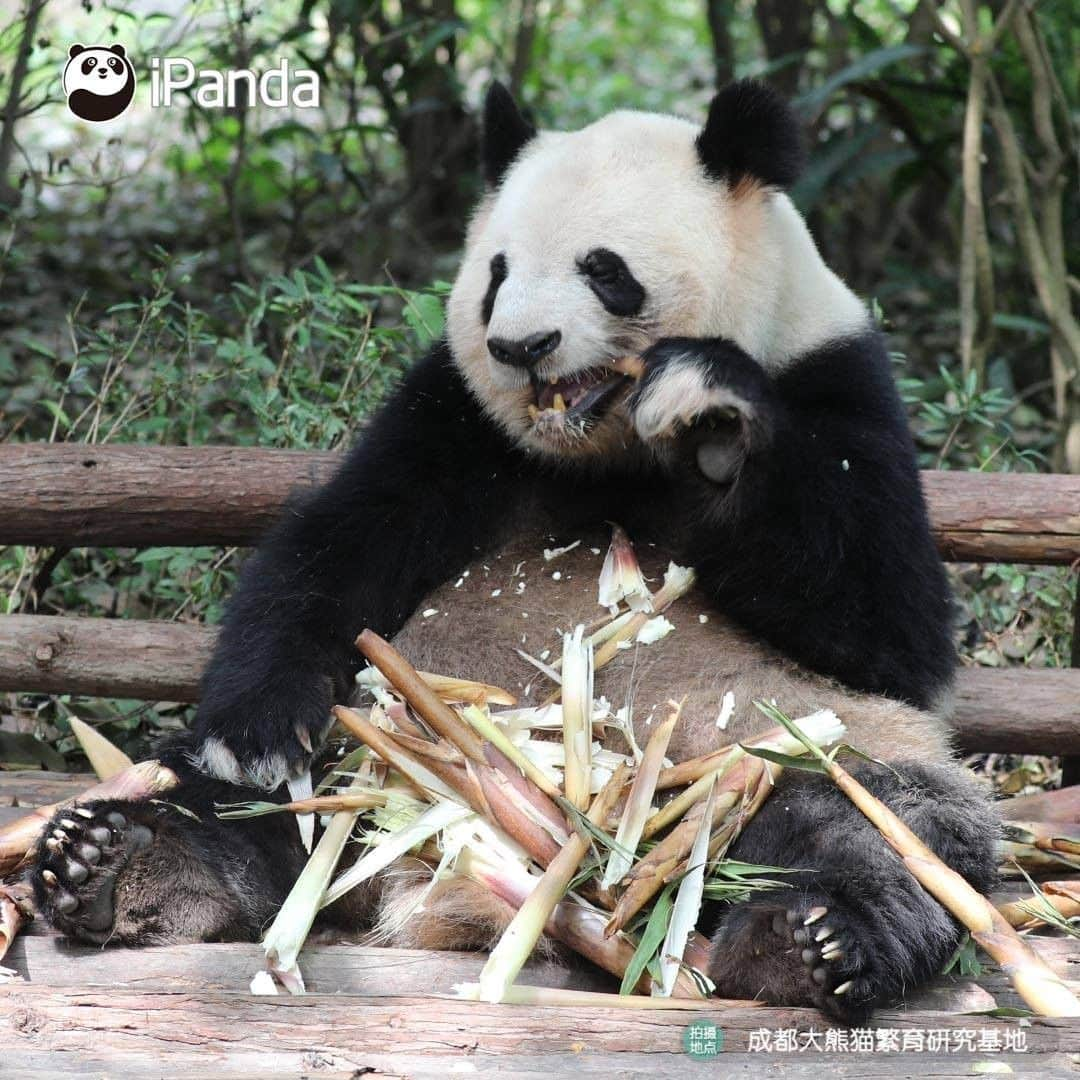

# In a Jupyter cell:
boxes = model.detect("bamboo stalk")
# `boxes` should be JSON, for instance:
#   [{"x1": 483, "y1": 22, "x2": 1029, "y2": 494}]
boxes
[
  {"x1": 997, "y1": 886, "x2": 1080, "y2": 931},
  {"x1": 0, "y1": 759, "x2": 178, "y2": 876},
  {"x1": 332, "y1": 705, "x2": 464, "y2": 806},
  {"x1": 603, "y1": 700, "x2": 680, "y2": 888},
  {"x1": 477, "y1": 765, "x2": 630, "y2": 1002},
  {"x1": 356, "y1": 630, "x2": 486, "y2": 762},
  {"x1": 458, "y1": 845, "x2": 702, "y2": 997},
  {"x1": 807, "y1": 742, "x2": 1080, "y2": 1016}
]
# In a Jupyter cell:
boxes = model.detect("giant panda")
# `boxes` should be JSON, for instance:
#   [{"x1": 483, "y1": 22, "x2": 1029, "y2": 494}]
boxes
[{"x1": 30, "y1": 81, "x2": 997, "y2": 1021}]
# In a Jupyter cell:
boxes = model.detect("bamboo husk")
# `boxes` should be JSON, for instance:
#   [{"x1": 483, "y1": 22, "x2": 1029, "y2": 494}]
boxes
[
  {"x1": 0, "y1": 881, "x2": 34, "y2": 968},
  {"x1": 0, "y1": 759, "x2": 179, "y2": 876},
  {"x1": 602, "y1": 700, "x2": 680, "y2": 888},
  {"x1": 68, "y1": 717, "x2": 134, "y2": 780},
  {"x1": 359, "y1": 665, "x2": 517, "y2": 707},
  {"x1": 605, "y1": 756, "x2": 768, "y2": 936},
  {"x1": 816, "y1": 750, "x2": 1080, "y2": 1016}
]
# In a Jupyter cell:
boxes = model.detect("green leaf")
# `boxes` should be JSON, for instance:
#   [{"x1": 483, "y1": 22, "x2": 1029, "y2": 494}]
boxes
[
  {"x1": 795, "y1": 44, "x2": 928, "y2": 114},
  {"x1": 740, "y1": 744, "x2": 827, "y2": 773},
  {"x1": 619, "y1": 880, "x2": 676, "y2": 995}
]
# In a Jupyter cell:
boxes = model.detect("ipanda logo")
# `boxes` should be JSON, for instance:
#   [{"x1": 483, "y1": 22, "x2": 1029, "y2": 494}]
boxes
[
  {"x1": 63, "y1": 43, "x2": 320, "y2": 122},
  {"x1": 63, "y1": 44, "x2": 136, "y2": 122}
]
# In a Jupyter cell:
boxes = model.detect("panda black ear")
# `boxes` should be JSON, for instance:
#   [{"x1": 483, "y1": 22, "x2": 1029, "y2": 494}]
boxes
[
  {"x1": 68, "y1": 43, "x2": 86, "y2": 58},
  {"x1": 109, "y1": 44, "x2": 127, "y2": 58},
  {"x1": 696, "y1": 80, "x2": 804, "y2": 192},
  {"x1": 482, "y1": 82, "x2": 537, "y2": 188}
]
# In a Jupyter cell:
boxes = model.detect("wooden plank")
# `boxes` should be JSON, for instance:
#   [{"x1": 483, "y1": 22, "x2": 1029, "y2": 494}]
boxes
[
  {"x1": 0, "y1": 444, "x2": 337, "y2": 547},
  {"x1": 2, "y1": 445, "x2": 1080, "y2": 562},
  {"x1": 0, "y1": 615, "x2": 210, "y2": 701},
  {"x1": 11, "y1": 933, "x2": 1074, "y2": 1002},
  {"x1": 4, "y1": 616, "x2": 1078, "y2": 752},
  {"x1": 3, "y1": 1049, "x2": 1073, "y2": 1080},
  {"x1": 954, "y1": 667, "x2": 1080, "y2": 754},
  {"x1": 0, "y1": 987, "x2": 1072, "y2": 1063}
]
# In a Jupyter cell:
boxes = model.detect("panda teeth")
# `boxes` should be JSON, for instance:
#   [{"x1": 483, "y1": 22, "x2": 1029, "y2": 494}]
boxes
[
  {"x1": 528, "y1": 404, "x2": 541, "y2": 421},
  {"x1": 552, "y1": 393, "x2": 567, "y2": 413}
]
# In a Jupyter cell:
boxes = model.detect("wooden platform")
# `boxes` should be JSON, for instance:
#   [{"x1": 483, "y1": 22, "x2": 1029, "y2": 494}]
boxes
[{"x1": 3, "y1": 771, "x2": 1079, "y2": 1077}]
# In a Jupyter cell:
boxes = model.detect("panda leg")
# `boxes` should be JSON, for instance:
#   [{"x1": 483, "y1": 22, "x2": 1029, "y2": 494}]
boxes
[
  {"x1": 30, "y1": 768, "x2": 309, "y2": 946},
  {"x1": 707, "y1": 761, "x2": 999, "y2": 1021}
]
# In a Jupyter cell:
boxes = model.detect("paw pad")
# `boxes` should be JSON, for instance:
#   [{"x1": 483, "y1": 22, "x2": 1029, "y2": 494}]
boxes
[{"x1": 33, "y1": 804, "x2": 154, "y2": 941}]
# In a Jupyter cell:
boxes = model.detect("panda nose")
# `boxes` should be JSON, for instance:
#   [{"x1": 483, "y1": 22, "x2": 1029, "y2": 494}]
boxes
[{"x1": 487, "y1": 330, "x2": 562, "y2": 369}]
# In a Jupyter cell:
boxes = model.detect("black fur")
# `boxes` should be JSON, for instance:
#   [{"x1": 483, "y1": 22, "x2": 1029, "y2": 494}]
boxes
[
  {"x1": 696, "y1": 79, "x2": 804, "y2": 190},
  {"x1": 631, "y1": 333, "x2": 956, "y2": 710},
  {"x1": 577, "y1": 248, "x2": 646, "y2": 317},
  {"x1": 711, "y1": 761, "x2": 999, "y2": 1021},
  {"x1": 480, "y1": 252, "x2": 508, "y2": 324},
  {"x1": 193, "y1": 345, "x2": 531, "y2": 782},
  {"x1": 482, "y1": 82, "x2": 537, "y2": 188}
]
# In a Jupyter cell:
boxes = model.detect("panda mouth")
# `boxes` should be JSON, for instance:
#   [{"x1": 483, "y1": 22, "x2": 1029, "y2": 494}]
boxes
[{"x1": 527, "y1": 366, "x2": 630, "y2": 427}]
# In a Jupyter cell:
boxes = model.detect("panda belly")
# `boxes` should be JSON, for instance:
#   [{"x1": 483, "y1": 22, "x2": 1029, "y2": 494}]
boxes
[{"x1": 388, "y1": 524, "x2": 956, "y2": 766}]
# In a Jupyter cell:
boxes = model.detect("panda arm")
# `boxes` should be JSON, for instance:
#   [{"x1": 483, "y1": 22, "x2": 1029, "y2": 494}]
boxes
[
  {"x1": 192, "y1": 343, "x2": 529, "y2": 787},
  {"x1": 634, "y1": 333, "x2": 955, "y2": 710}
]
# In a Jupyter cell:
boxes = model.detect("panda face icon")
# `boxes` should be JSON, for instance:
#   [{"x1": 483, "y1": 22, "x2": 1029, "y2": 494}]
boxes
[{"x1": 63, "y1": 44, "x2": 136, "y2": 122}]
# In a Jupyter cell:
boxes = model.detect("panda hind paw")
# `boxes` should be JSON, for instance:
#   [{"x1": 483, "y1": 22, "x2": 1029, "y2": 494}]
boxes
[{"x1": 31, "y1": 801, "x2": 155, "y2": 944}]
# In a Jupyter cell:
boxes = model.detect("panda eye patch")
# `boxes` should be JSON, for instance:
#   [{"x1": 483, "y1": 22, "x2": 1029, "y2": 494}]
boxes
[
  {"x1": 480, "y1": 252, "x2": 508, "y2": 325},
  {"x1": 108, "y1": 57, "x2": 122, "y2": 71},
  {"x1": 578, "y1": 248, "x2": 645, "y2": 318},
  {"x1": 81, "y1": 57, "x2": 97, "y2": 75}
]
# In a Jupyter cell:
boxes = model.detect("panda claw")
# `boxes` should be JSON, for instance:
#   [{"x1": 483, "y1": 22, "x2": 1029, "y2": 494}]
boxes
[
  {"x1": 52, "y1": 828, "x2": 69, "y2": 842},
  {"x1": 814, "y1": 926, "x2": 833, "y2": 942},
  {"x1": 59, "y1": 817, "x2": 79, "y2": 830},
  {"x1": 74, "y1": 807, "x2": 95, "y2": 819},
  {"x1": 834, "y1": 980, "x2": 853, "y2": 996},
  {"x1": 45, "y1": 837, "x2": 62, "y2": 854},
  {"x1": 803, "y1": 905, "x2": 827, "y2": 926},
  {"x1": 41, "y1": 869, "x2": 59, "y2": 887}
]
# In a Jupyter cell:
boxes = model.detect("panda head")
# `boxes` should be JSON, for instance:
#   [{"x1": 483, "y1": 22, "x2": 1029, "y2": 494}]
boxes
[
  {"x1": 447, "y1": 81, "x2": 865, "y2": 461},
  {"x1": 63, "y1": 44, "x2": 136, "y2": 123}
]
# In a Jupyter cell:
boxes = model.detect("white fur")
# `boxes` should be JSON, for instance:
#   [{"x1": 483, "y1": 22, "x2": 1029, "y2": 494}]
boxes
[
  {"x1": 188, "y1": 736, "x2": 291, "y2": 791},
  {"x1": 447, "y1": 107, "x2": 869, "y2": 455},
  {"x1": 631, "y1": 354, "x2": 752, "y2": 441}
]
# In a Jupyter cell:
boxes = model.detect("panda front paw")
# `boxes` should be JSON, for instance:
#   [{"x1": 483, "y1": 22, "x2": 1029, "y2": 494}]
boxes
[
  {"x1": 629, "y1": 337, "x2": 773, "y2": 483},
  {"x1": 191, "y1": 671, "x2": 336, "y2": 790}
]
